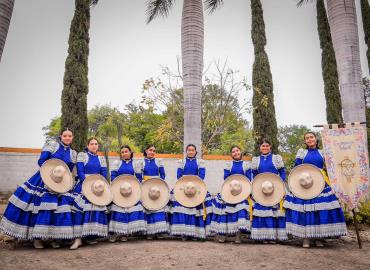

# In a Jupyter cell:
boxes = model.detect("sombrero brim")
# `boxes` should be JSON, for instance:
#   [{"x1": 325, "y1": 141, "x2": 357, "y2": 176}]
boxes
[
  {"x1": 252, "y1": 173, "x2": 285, "y2": 207},
  {"x1": 111, "y1": 174, "x2": 141, "y2": 208},
  {"x1": 288, "y1": 164, "x2": 325, "y2": 200},
  {"x1": 221, "y1": 174, "x2": 252, "y2": 204},
  {"x1": 141, "y1": 178, "x2": 170, "y2": 211},
  {"x1": 174, "y1": 175, "x2": 207, "y2": 208},
  {"x1": 82, "y1": 174, "x2": 112, "y2": 206},
  {"x1": 40, "y1": 158, "x2": 74, "y2": 193}
]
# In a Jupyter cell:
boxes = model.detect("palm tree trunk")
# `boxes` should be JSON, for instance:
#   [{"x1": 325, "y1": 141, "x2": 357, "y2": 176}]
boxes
[
  {"x1": 0, "y1": 0, "x2": 14, "y2": 62},
  {"x1": 181, "y1": 0, "x2": 204, "y2": 157},
  {"x1": 326, "y1": 0, "x2": 366, "y2": 123}
]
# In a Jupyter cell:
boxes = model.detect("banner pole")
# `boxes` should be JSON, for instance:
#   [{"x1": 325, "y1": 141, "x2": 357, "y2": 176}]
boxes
[{"x1": 352, "y1": 209, "x2": 362, "y2": 249}]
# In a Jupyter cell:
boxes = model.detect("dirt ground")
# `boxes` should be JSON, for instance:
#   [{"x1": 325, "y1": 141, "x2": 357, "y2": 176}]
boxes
[
  {"x1": 0, "y1": 234, "x2": 369, "y2": 270},
  {"x1": 0, "y1": 203, "x2": 369, "y2": 270}
]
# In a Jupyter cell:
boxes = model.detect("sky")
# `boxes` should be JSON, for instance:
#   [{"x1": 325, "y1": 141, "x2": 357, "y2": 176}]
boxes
[{"x1": 0, "y1": 0, "x2": 368, "y2": 148}]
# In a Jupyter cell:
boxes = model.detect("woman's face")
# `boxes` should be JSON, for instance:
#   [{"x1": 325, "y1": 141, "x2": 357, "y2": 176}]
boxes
[
  {"x1": 60, "y1": 130, "x2": 73, "y2": 146},
  {"x1": 231, "y1": 147, "x2": 242, "y2": 160},
  {"x1": 87, "y1": 139, "x2": 99, "y2": 154},
  {"x1": 186, "y1": 146, "x2": 196, "y2": 158},
  {"x1": 145, "y1": 146, "x2": 156, "y2": 159},
  {"x1": 305, "y1": 133, "x2": 317, "y2": 149},
  {"x1": 259, "y1": 142, "x2": 271, "y2": 155},
  {"x1": 120, "y1": 147, "x2": 132, "y2": 160}
]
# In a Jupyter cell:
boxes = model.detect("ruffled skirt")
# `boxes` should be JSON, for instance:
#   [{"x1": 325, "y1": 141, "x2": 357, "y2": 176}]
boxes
[{"x1": 283, "y1": 185, "x2": 347, "y2": 238}]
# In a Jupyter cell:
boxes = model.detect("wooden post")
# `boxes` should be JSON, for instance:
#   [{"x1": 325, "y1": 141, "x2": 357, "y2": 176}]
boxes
[{"x1": 352, "y1": 210, "x2": 362, "y2": 249}]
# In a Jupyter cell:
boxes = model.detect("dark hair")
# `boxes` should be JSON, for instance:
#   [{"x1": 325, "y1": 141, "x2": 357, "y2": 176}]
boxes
[
  {"x1": 58, "y1": 127, "x2": 73, "y2": 145},
  {"x1": 185, "y1": 144, "x2": 197, "y2": 157},
  {"x1": 120, "y1": 145, "x2": 134, "y2": 160},
  {"x1": 259, "y1": 138, "x2": 273, "y2": 154},
  {"x1": 304, "y1": 132, "x2": 320, "y2": 149},
  {"x1": 230, "y1": 145, "x2": 241, "y2": 153},
  {"x1": 84, "y1": 137, "x2": 99, "y2": 153},
  {"x1": 143, "y1": 144, "x2": 155, "y2": 157},
  {"x1": 259, "y1": 138, "x2": 271, "y2": 147},
  {"x1": 59, "y1": 127, "x2": 73, "y2": 136},
  {"x1": 230, "y1": 145, "x2": 243, "y2": 160}
]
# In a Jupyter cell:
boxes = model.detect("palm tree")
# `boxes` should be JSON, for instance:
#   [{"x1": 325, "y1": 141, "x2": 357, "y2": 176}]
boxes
[
  {"x1": 297, "y1": 0, "x2": 343, "y2": 124},
  {"x1": 0, "y1": 0, "x2": 15, "y2": 62},
  {"x1": 205, "y1": 0, "x2": 279, "y2": 153},
  {"x1": 146, "y1": 0, "x2": 221, "y2": 156},
  {"x1": 326, "y1": 0, "x2": 366, "y2": 123}
]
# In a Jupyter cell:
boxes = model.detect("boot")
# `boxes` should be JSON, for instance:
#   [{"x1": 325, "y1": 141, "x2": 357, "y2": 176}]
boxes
[
  {"x1": 302, "y1": 238, "x2": 310, "y2": 248},
  {"x1": 235, "y1": 232, "x2": 241, "y2": 244},
  {"x1": 109, "y1": 234, "x2": 118, "y2": 243},
  {"x1": 33, "y1": 240, "x2": 44, "y2": 249},
  {"x1": 51, "y1": 241, "x2": 61, "y2": 249},
  {"x1": 315, "y1": 240, "x2": 324, "y2": 247},
  {"x1": 70, "y1": 238, "x2": 82, "y2": 250},
  {"x1": 218, "y1": 235, "x2": 226, "y2": 243},
  {"x1": 120, "y1": 236, "x2": 128, "y2": 242}
]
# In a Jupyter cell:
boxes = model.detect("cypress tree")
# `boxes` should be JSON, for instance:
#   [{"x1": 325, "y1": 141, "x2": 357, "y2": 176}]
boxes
[
  {"x1": 61, "y1": 0, "x2": 91, "y2": 151},
  {"x1": 361, "y1": 0, "x2": 370, "y2": 71},
  {"x1": 251, "y1": 0, "x2": 279, "y2": 153},
  {"x1": 316, "y1": 0, "x2": 343, "y2": 124}
]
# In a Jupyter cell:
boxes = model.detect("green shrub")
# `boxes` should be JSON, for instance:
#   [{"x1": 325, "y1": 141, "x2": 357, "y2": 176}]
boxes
[{"x1": 344, "y1": 200, "x2": 370, "y2": 226}]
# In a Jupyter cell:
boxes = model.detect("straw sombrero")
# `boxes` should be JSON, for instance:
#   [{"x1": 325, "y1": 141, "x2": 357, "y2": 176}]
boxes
[
  {"x1": 40, "y1": 158, "x2": 74, "y2": 193},
  {"x1": 174, "y1": 175, "x2": 207, "y2": 208},
  {"x1": 288, "y1": 164, "x2": 325, "y2": 200},
  {"x1": 141, "y1": 178, "x2": 170, "y2": 211},
  {"x1": 82, "y1": 174, "x2": 112, "y2": 206},
  {"x1": 252, "y1": 173, "x2": 285, "y2": 207},
  {"x1": 221, "y1": 174, "x2": 252, "y2": 204},
  {"x1": 111, "y1": 174, "x2": 142, "y2": 208}
]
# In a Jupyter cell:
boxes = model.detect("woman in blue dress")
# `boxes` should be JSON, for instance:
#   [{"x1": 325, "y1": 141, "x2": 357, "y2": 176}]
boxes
[
  {"x1": 284, "y1": 132, "x2": 347, "y2": 248},
  {"x1": 139, "y1": 145, "x2": 169, "y2": 239},
  {"x1": 251, "y1": 139, "x2": 287, "y2": 242},
  {"x1": 108, "y1": 145, "x2": 146, "y2": 242},
  {"x1": 170, "y1": 144, "x2": 213, "y2": 240},
  {"x1": 70, "y1": 138, "x2": 109, "y2": 249},
  {"x1": 0, "y1": 128, "x2": 77, "y2": 249},
  {"x1": 211, "y1": 145, "x2": 252, "y2": 243}
]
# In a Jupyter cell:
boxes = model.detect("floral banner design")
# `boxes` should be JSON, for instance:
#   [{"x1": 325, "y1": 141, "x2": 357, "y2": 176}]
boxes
[{"x1": 321, "y1": 125, "x2": 369, "y2": 210}]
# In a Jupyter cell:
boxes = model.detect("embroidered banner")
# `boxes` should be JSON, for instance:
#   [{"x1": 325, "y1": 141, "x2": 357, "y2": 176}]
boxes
[{"x1": 321, "y1": 124, "x2": 369, "y2": 210}]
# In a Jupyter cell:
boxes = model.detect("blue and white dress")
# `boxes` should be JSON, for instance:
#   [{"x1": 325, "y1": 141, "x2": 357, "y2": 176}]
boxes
[
  {"x1": 140, "y1": 158, "x2": 169, "y2": 235},
  {"x1": 0, "y1": 139, "x2": 77, "y2": 240},
  {"x1": 108, "y1": 159, "x2": 147, "y2": 235},
  {"x1": 169, "y1": 158, "x2": 213, "y2": 239},
  {"x1": 211, "y1": 160, "x2": 252, "y2": 235},
  {"x1": 73, "y1": 151, "x2": 109, "y2": 238},
  {"x1": 284, "y1": 148, "x2": 347, "y2": 238},
  {"x1": 251, "y1": 154, "x2": 287, "y2": 241}
]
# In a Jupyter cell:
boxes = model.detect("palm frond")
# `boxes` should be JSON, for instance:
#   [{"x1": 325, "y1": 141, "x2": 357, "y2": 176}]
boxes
[
  {"x1": 296, "y1": 0, "x2": 315, "y2": 8},
  {"x1": 204, "y1": 0, "x2": 223, "y2": 14},
  {"x1": 146, "y1": 0, "x2": 175, "y2": 24},
  {"x1": 91, "y1": 0, "x2": 99, "y2": 7}
]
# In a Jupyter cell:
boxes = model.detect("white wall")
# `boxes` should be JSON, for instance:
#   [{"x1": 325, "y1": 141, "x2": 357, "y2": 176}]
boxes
[{"x1": 0, "y1": 152, "x2": 228, "y2": 195}]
